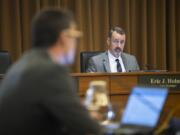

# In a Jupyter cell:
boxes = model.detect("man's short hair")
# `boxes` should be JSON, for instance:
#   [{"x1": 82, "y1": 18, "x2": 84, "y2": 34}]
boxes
[
  {"x1": 31, "y1": 8, "x2": 74, "y2": 48},
  {"x1": 108, "y1": 27, "x2": 125, "y2": 38}
]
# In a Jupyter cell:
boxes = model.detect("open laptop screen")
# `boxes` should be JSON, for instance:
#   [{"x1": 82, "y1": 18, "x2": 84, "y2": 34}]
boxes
[{"x1": 121, "y1": 87, "x2": 168, "y2": 127}]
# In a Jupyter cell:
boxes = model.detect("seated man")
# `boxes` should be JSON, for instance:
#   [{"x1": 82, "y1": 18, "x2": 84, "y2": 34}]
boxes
[{"x1": 86, "y1": 27, "x2": 140, "y2": 72}]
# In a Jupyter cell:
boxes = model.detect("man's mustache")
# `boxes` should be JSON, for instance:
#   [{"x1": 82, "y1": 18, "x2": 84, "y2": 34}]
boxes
[{"x1": 115, "y1": 47, "x2": 122, "y2": 52}]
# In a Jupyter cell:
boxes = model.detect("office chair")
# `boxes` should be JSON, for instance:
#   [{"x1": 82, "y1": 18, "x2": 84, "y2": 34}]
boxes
[
  {"x1": 80, "y1": 51, "x2": 103, "y2": 72},
  {"x1": 0, "y1": 51, "x2": 12, "y2": 74}
]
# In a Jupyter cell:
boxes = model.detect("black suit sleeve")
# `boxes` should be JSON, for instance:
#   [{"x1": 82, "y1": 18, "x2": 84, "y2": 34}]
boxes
[{"x1": 37, "y1": 66, "x2": 102, "y2": 135}]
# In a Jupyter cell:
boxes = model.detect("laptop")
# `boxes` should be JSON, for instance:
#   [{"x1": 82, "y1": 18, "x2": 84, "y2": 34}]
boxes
[{"x1": 116, "y1": 86, "x2": 168, "y2": 134}]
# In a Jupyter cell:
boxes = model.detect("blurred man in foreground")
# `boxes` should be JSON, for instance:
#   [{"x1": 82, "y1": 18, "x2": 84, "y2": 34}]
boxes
[
  {"x1": 0, "y1": 8, "x2": 102, "y2": 135},
  {"x1": 87, "y1": 27, "x2": 139, "y2": 72}
]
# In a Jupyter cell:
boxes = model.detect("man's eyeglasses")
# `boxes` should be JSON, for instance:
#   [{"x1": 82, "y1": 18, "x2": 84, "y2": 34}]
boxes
[{"x1": 64, "y1": 29, "x2": 83, "y2": 39}]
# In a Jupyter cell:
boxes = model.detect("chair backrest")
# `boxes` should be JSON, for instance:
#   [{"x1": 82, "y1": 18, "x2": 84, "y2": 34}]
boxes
[
  {"x1": 80, "y1": 51, "x2": 103, "y2": 72},
  {"x1": 0, "y1": 51, "x2": 12, "y2": 74}
]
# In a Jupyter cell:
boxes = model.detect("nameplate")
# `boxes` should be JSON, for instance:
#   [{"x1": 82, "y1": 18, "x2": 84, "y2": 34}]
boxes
[{"x1": 138, "y1": 75, "x2": 180, "y2": 90}]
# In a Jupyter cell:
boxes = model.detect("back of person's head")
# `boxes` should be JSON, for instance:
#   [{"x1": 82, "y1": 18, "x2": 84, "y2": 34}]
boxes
[
  {"x1": 31, "y1": 8, "x2": 74, "y2": 48},
  {"x1": 108, "y1": 26, "x2": 125, "y2": 38}
]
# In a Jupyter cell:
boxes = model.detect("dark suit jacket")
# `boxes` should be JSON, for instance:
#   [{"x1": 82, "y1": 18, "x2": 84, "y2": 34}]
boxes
[
  {"x1": 0, "y1": 49, "x2": 101, "y2": 135},
  {"x1": 86, "y1": 51, "x2": 140, "y2": 72}
]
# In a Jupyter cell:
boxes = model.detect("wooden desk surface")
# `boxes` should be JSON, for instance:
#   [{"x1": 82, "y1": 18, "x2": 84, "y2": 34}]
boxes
[{"x1": 71, "y1": 72, "x2": 180, "y2": 95}]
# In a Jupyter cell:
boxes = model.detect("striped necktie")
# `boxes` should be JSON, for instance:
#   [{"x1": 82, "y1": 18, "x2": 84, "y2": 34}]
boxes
[{"x1": 115, "y1": 59, "x2": 122, "y2": 72}]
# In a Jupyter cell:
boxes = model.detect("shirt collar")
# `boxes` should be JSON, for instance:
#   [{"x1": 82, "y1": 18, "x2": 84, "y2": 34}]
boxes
[{"x1": 108, "y1": 50, "x2": 121, "y2": 61}]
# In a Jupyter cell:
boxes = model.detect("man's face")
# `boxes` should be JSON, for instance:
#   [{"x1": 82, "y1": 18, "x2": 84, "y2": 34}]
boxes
[
  {"x1": 60, "y1": 23, "x2": 82, "y2": 65},
  {"x1": 107, "y1": 31, "x2": 126, "y2": 58}
]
